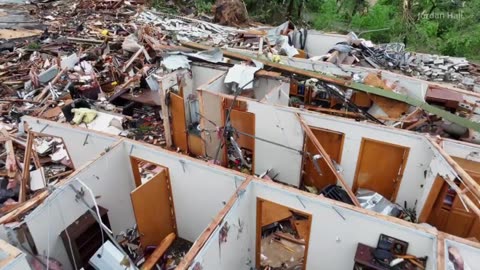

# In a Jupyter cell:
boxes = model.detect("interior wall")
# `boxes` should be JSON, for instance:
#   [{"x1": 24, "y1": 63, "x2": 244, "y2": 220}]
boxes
[
  {"x1": 246, "y1": 102, "x2": 433, "y2": 208},
  {"x1": 204, "y1": 74, "x2": 230, "y2": 94},
  {"x1": 445, "y1": 239, "x2": 480, "y2": 268},
  {"x1": 228, "y1": 49, "x2": 428, "y2": 101},
  {"x1": 189, "y1": 187, "x2": 255, "y2": 270},
  {"x1": 23, "y1": 143, "x2": 135, "y2": 270},
  {"x1": 252, "y1": 181, "x2": 437, "y2": 270},
  {"x1": 191, "y1": 64, "x2": 228, "y2": 91},
  {"x1": 261, "y1": 82, "x2": 290, "y2": 106},
  {"x1": 22, "y1": 116, "x2": 118, "y2": 168},
  {"x1": 246, "y1": 102, "x2": 305, "y2": 186},
  {"x1": 251, "y1": 77, "x2": 282, "y2": 101},
  {"x1": 125, "y1": 141, "x2": 245, "y2": 242},
  {"x1": 198, "y1": 90, "x2": 223, "y2": 162},
  {"x1": 442, "y1": 139, "x2": 480, "y2": 162},
  {"x1": 191, "y1": 180, "x2": 438, "y2": 270}
]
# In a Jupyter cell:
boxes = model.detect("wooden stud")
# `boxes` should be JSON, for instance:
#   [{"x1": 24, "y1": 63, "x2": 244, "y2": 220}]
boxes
[
  {"x1": 177, "y1": 177, "x2": 253, "y2": 269},
  {"x1": 428, "y1": 136, "x2": 480, "y2": 203},
  {"x1": 296, "y1": 113, "x2": 360, "y2": 206},
  {"x1": 141, "y1": 233, "x2": 176, "y2": 270},
  {"x1": 437, "y1": 232, "x2": 446, "y2": 270},
  {"x1": 159, "y1": 83, "x2": 173, "y2": 148},
  {"x1": 20, "y1": 132, "x2": 35, "y2": 203}
]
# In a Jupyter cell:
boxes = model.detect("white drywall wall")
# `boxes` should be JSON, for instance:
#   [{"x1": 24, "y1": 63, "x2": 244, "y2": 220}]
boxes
[
  {"x1": 126, "y1": 141, "x2": 245, "y2": 242},
  {"x1": 445, "y1": 240, "x2": 480, "y2": 268},
  {"x1": 189, "y1": 187, "x2": 255, "y2": 270},
  {"x1": 191, "y1": 180, "x2": 438, "y2": 270},
  {"x1": 252, "y1": 181, "x2": 437, "y2": 270},
  {"x1": 246, "y1": 102, "x2": 433, "y2": 208},
  {"x1": 246, "y1": 102, "x2": 305, "y2": 186},
  {"x1": 3, "y1": 253, "x2": 32, "y2": 270},
  {"x1": 442, "y1": 139, "x2": 480, "y2": 162},
  {"x1": 300, "y1": 111, "x2": 434, "y2": 207},
  {"x1": 191, "y1": 64, "x2": 227, "y2": 90},
  {"x1": 22, "y1": 116, "x2": 118, "y2": 169},
  {"x1": 227, "y1": 48, "x2": 428, "y2": 101},
  {"x1": 262, "y1": 84, "x2": 290, "y2": 106},
  {"x1": 24, "y1": 143, "x2": 136, "y2": 270},
  {"x1": 252, "y1": 77, "x2": 282, "y2": 101}
]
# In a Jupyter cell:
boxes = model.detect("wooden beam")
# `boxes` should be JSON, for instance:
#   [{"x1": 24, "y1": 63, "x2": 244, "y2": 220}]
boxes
[
  {"x1": 34, "y1": 67, "x2": 68, "y2": 102},
  {"x1": 296, "y1": 114, "x2": 360, "y2": 207},
  {"x1": 177, "y1": 177, "x2": 253, "y2": 269},
  {"x1": 437, "y1": 232, "x2": 446, "y2": 270},
  {"x1": 0, "y1": 129, "x2": 16, "y2": 178},
  {"x1": 159, "y1": 85, "x2": 173, "y2": 148},
  {"x1": 19, "y1": 132, "x2": 34, "y2": 203},
  {"x1": 141, "y1": 232, "x2": 176, "y2": 270},
  {"x1": 427, "y1": 136, "x2": 480, "y2": 202},
  {"x1": 181, "y1": 42, "x2": 480, "y2": 132}
]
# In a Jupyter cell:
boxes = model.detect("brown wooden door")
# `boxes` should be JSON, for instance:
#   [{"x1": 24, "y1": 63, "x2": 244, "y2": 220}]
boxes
[
  {"x1": 302, "y1": 127, "x2": 344, "y2": 190},
  {"x1": 171, "y1": 92, "x2": 188, "y2": 152},
  {"x1": 131, "y1": 169, "x2": 176, "y2": 247},
  {"x1": 353, "y1": 139, "x2": 409, "y2": 201},
  {"x1": 227, "y1": 109, "x2": 255, "y2": 172}
]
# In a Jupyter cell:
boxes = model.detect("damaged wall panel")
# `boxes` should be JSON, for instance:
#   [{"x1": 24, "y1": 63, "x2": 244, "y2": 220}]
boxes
[
  {"x1": 24, "y1": 143, "x2": 135, "y2": 270},
  {"x1": 23, "y1": 116, "x2": 118, "y2": 168},
  {"x1": 261, "y1": 83, "x2": 290, "y2": 106},
  {"x1": 198, "y1": 90, "x2": 224, "y2": 162},
  {"x1": 125, "y1": 141, "x2": 246, "y2": 242},
  {"x1": 251, "y1": 181, "x2": 437, "y2": 270},
  {"x1": 189, "y1": 186, "x2": 254, "y2": 270}
]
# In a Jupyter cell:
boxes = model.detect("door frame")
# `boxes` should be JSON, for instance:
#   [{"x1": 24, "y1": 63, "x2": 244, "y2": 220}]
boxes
[
  {"x1": 352, "y1": 138, "x2": 410, "y2": 202},
  {"x1": 418, "y1": 174, "x2": 446, "y2": 223},
  {"x1": 301, "y1": 126, "x2": 345, "y2": 188},
  {"x1": 255, "y1": 198, "x2": 312, "y2": 270}
]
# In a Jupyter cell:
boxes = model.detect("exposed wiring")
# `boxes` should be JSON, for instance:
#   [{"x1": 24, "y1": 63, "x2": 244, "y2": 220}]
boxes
[
  {"x1": 73, "y1": 178, "x2": 105, "y2": 256},
  {"x1": 57, "y1": 200, "x2": 78, "y2": 270}
]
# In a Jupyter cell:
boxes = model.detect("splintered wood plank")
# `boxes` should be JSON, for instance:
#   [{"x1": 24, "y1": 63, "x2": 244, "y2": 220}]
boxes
[
  {"x1": 170, "y1": 92, "x2": 188, "y2": 152},
  {"x1": 131, "y1": 169, "x2": 176, "y2": 247},
  {"x1": 261, "y1": 200, "x2": 292, "y2": 227},
  {"x1": 141, "y1": 233, "x2": 176, "y2": 270}
]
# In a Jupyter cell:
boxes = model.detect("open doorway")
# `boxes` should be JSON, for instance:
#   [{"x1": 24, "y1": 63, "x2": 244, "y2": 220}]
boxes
[
  {"x1": 301, "y1": 127, "x2": 344, "y2": 192},
  {"x1": 126, "y1": 157, "x2": 194, "y2": 269},
  {"x1": 222, "y1": 98, "x2": 255, "y2": 174},
  {"x1": 256, "y1": 198, "x2": 312, "y2": 270}
]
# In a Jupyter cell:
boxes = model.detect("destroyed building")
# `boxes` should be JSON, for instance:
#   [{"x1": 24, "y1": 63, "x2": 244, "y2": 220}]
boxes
[{"x1": 1, "y1": 0, "x2": 480, "y2": 269}]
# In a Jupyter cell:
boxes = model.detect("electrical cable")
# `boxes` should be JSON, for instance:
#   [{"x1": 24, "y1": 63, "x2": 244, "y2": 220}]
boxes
[
  {"x1": 73, "y1": 178, "x2": 105, "y2": 256},
  {"x1": 213, "y1": 78, "x2": 255, "y2": 162},
  {"x1": 317, "y1": 81, "x2": 385, "y2": 125}
]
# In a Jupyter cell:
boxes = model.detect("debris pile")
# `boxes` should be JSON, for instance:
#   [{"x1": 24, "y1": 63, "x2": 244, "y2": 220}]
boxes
[{"x1": 324, "y1": 33, "x2": 480, "y2": 88}]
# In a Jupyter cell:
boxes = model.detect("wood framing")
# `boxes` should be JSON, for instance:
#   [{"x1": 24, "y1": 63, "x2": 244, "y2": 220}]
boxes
[
  {"x1": 177, "y1": 176, "x2": 253, "y2": 269},
  {"x1": 418, "y1": 174, "x2": 445, "y2": 223},
  {"x1": 296, "y1": 114, "x2": 360, "y2": 206}
]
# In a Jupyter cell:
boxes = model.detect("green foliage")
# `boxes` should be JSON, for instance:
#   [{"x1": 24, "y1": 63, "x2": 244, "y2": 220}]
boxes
[{"x1": 307, "y1": 0, "x2": 480, "y2": 60}]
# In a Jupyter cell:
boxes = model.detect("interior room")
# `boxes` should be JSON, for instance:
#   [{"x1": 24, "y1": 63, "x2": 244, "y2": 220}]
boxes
[
  {"x1": 189, "y1": 179, "x2": 437, "y2": 270},
  {"x1": 445, "y1": 238, "x2": 480, "y2": 269},
  {"x1": 6, "y1": 126, "x2": 246, "y2": 270}
]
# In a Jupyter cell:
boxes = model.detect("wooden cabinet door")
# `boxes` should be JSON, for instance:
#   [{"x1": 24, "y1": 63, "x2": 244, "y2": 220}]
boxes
[
  {"x1": 303, "y1": 127, "x2": 344, "y2": 190},
  {"x1": 352, "y1": 139, "x2": 409, "y2": 201},
  {"x1": 131, "y1": 169, "x2": 176, "y2": 247},
  {"x1": 171, "y1": 92, "x2": 188, "y2": 152},
  {"x1": 445, "y1": 210, "x2": 475, "y2": 237}
]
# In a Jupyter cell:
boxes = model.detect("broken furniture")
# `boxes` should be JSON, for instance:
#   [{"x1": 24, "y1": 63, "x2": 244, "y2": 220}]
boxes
[
  {"x1": 60, "y1": 206, "x2": 110, "y2": 270},
  {"x1": 354, "y1": 234, "x2": 426, "y2": 270}
]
